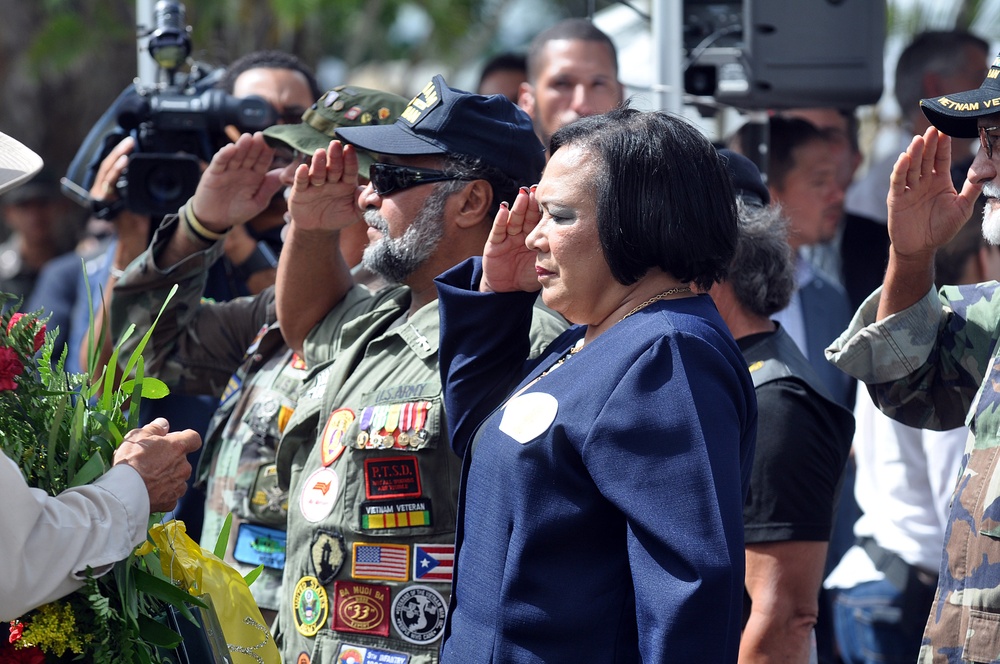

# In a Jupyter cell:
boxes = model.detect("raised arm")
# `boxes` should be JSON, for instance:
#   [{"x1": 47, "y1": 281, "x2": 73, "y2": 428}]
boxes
[
  {"x1": 879, "y1": 127, "x2": 982, "y2": 321},
  {"x1": 275, "y1": 141, "x2": 360, "y2": 354},
  {"x1": 158, "y1": 132, "x2": 283, "y2": 267}
]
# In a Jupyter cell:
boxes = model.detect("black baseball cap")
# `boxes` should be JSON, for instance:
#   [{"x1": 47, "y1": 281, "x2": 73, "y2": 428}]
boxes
[
  {"x1": 334, "y1": 75, "x2": 545, "y2": 186},
  {"x1": 921, "y1": 53, "x2": 1000, "y2": 139},
  {"x1": 717, "y1": 149, "x2": 770, "y2": 207}
]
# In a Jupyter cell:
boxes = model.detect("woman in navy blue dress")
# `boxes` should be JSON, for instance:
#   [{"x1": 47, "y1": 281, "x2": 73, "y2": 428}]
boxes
[{"x1": 435, "y1": 107, "x2": 757, "y2": 663}]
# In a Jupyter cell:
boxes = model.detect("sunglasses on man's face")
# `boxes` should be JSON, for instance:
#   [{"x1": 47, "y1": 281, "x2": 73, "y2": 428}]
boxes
[{"x1": 369, "y1": 163, "x2": 473, "y2": 196}]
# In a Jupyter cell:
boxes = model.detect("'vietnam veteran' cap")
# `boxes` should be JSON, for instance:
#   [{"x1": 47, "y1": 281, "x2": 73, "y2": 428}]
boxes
[
  {"x1": 920, "y1": 53, "x2": 1000, "y2": 139},
  {"x1": 0, "y1": 132, "x2": 43, "y2": 197},
  {"x1": 263, "y1": 86, "x2": 408, "y2": 177},
  {"x1": 335, "y1": 75, "x2": 546, "y2": 186}
]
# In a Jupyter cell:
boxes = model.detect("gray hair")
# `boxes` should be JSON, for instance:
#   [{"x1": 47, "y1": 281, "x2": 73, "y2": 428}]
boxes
[{"x1": 728, "y1": 200, "x2": 796, "y2": 317}]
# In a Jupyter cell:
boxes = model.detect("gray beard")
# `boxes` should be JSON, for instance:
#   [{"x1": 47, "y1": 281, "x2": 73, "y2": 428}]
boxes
[
  {"x1": 361, "y1": 184, "x2": 452, "y2": 283},
  {"x1": 982, "y1": 182, "x2": 1000, "y2": 246}
]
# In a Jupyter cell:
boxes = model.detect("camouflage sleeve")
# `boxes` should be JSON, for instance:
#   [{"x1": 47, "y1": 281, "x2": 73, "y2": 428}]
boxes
[
  {"x1": 110, "y1": 214, "x2": 275, "y2": 397},
  {"x1": 826, "y1": 284, "x2": 1000, "y2": 430}
]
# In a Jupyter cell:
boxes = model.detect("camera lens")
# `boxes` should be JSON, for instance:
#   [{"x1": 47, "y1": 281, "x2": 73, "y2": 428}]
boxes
[{"x1": 146, "y1": 163, "x2": 185, "y2": 206}]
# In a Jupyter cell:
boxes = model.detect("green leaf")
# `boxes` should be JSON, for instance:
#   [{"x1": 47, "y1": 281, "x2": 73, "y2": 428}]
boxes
[
  {"x1": 134, "y1": 568, "x2": 207, "y2": 615},
  {"x1": 244, "y1": 564, "x2": 264, "y2": 587},
  {"x1": 214, "y1": 513, "x2": 233, "y2": 560},
  {"x1": 137, "y1": 614, "x2": 184, "y2": 648},
  {"x1": 70, "y1": 452, "x2": 108, "y2": 487},
  {"x1": 121, "y1": 376, "x2": 170, "y2": 399},
  {"x1": 123, "y1": 284, "x2": 178, "y2": 379},
  {"x1": 47, "y1": 393, "x2": 70, "y2": 487}
]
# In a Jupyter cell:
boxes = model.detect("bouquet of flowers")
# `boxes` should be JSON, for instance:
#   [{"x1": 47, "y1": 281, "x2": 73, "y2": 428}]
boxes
[{"x1": 0, "y1": 291, "x2": 274, "y2": 664}]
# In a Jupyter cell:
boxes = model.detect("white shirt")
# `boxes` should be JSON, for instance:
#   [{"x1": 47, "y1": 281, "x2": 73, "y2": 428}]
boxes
[
  {"x1": 0, "y1": 453, "x2": 150, "y2": 620},
  {"x1": 825, "y1": 384, "x2": 966, "y2": 588}
]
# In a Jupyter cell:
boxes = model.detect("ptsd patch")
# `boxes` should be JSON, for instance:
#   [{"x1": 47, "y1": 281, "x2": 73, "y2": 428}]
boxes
[
  {"x1": 364, "y1": 457, "x2": 421, "y2": 499},
  {"x1": 351, "y1": 542, "x2": 409, "y2": 582},
  {"x1": 359, "y1": 498, "x2": 432, "y2": 530},
  {"x1": 311, "y1": 530, "x2": 346, "y2": 585},
  {"x1": 300, "y1": 467, "x2": 340, "y2": 523},
  {"x1": 332, "y1": 581, "x2": 390, "y2": 637},
  {"x1": 337, "y1": 643, "x2": 409, "y2": 664},
  {"x1": 292, "y1": 576, "x2": 329, "y2": 638},
  {"x1": 391, "y1": 585, "x2": 446, "y2": 645}
]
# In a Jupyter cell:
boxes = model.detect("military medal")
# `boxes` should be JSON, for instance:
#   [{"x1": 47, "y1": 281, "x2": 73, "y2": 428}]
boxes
[
  {"x1": 292, "y1": 576, "x2": 329, "y2": 637},
  {"x1": 383, "y1": 404, "x2": 401, "y2": 449},
  {"x1": 396, "y1": 403, "x2": 413, "y2": 448},
  {"x1": 411, "y1": 401, "x2": 430, "y2": 448}
]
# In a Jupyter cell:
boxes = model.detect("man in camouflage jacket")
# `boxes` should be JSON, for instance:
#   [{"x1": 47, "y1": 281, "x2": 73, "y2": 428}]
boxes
[{"x1": 827, "y1": 52, "x2": 1000, "y2": 663}]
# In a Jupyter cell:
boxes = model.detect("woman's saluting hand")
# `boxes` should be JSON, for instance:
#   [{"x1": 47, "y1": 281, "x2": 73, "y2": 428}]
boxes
[{"x1": 481, "y1": 185, "x2": 543, "y2": 294}]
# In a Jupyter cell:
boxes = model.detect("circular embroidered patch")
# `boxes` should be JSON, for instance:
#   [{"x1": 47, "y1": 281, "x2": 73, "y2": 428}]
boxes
[
  {"x1": 391, "y1": 584, "x2": 447, "y2": 644},
  {"x1": 299, "y1": 467, "x2": 340, "y2": 523},
  {"x1": 293, "y1": 576, "x2": 329, "y2": 637},
  {"x1": 296, "y1": 652, "x2": 310, "y2": 664}
]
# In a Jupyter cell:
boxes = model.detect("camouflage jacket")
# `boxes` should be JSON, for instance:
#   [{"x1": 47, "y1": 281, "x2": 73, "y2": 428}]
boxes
[
  {"x1": 273, "y1": 286, "x2": 566, "y2": 664},
  {"x1": 110, "y1": 215, "x2": 294, "y2": 611},
  {"x1": 827, "y1": 284, "x2": 1000, "y2": 664}
]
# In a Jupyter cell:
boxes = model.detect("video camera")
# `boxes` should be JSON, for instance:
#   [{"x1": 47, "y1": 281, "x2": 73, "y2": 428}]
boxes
[{"x1": 64, "y1": 1, "x2": 277, "y2": 218}]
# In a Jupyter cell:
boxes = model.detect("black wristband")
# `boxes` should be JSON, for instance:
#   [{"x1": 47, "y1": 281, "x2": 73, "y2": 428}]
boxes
[{"x1": 233, "y1": 241, "x2": 279, "y2": 282}]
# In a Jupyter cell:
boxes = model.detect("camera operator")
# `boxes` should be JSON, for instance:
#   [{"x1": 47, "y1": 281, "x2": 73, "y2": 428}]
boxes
[{"x1": 39, "y1": 49, "x2": 319, "y2": 542}]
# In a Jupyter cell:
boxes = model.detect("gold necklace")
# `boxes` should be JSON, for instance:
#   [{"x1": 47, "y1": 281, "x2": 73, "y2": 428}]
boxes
[{"x1": 619, "y1": 286, "x2": 692, "y2": 322}]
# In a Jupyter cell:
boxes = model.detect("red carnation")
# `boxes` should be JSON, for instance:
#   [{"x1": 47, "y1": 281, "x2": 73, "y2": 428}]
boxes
[
  {"x1": 6, "y1": 314, "x2": 45, "y2": 352},
  {"x1": 0, "y1": 346, "x2": 23, "y2": 391},
  {"x1": 8, "y1": 621, "x2": 22, "y2": 643}
]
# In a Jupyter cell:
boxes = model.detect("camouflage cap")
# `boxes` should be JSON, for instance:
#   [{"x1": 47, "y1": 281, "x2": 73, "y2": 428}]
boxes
[{"x1": 263, "y1": 86, "x2": 408, "y2": 178}]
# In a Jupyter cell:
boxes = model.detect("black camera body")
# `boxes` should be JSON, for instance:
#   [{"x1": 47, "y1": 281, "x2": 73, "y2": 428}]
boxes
[
  {"x1": 68, "y1": 1, "x2": 277, "y2": 219},
  {"x1": 116, "y1": 85, "x2": 276, "y2": 217}
]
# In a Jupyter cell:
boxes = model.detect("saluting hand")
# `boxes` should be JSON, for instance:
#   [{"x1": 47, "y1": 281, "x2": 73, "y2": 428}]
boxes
[
  {"x1": 191, "y1": 132, "x2": 283, "y2": 232},
  {"x1": 887, "y1": 127, "x2": 982, "y2": 259},
  {"x1": 287, "y1": 140, "x2": 363, "y2": 233},
  {"x1": 481, "y1": 186, "x2": 542, "y2": 294}
]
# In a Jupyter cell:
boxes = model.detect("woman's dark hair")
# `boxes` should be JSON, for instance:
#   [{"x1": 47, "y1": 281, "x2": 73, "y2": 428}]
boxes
[{"x1": 549, "y1": 106, "x2": 738, "y2": 289}]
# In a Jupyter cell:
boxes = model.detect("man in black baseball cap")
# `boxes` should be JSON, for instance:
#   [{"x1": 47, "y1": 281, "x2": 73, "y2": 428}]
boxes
[
  {"x1": 824, "y1": 48, "x2": 1000, "y2": 662},
  {"x1": 268, "y1": 76, "x2": 563, "y2": 664}
]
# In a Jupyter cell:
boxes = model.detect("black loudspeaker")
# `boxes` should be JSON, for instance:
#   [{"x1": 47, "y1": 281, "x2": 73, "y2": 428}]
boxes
[{"x1": 685, "y1": 0, "x2": 886, "y2": 110}]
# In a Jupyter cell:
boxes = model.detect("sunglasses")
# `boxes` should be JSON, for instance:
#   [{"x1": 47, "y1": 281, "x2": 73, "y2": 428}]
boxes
[
  {"x1": 369, "y1": 163, "x2": 473, "y2": 196},
  {"x1": 980, "y1": 126, "x2": 1000, "y2": 160}
]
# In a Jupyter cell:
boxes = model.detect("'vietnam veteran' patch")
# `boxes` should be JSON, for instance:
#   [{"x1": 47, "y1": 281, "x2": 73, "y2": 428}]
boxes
[{"x1": 359, "y1": 498, "x2": 432, "y2": 530}]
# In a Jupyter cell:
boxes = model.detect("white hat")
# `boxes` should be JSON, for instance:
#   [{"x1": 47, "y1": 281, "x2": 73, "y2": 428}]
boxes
[{"x1": 0, "y1": 131, "x2": 43, "y2": 197}]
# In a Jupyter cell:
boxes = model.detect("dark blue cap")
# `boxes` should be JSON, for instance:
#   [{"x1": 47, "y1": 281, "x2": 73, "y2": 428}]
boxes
[
  {"x1": 335, "y1": 75, "x2": 546, "y2": 186},
  {"x1": 718, "y1": 149, "x2": 770, "y2": 207}
]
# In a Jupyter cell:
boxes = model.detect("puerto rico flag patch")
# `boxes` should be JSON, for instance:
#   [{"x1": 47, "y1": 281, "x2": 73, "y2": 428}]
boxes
[{"x1": 412, "y1": 543, "x2": 454, "y2": 582}]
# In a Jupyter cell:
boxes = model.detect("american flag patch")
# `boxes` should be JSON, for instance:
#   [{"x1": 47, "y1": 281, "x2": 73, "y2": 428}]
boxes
[
  {"x1": 412, "y1": 543, "x2": 454, "y2": 582},
  {"x1": 351, "y1": 543, "x2": 409, "y2": 581}
]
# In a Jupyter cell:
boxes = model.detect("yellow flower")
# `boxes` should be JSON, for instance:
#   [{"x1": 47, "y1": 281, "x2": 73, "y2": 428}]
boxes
[{"x1": 16, "y1": 601, "x2": 92, "y2": 656}]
